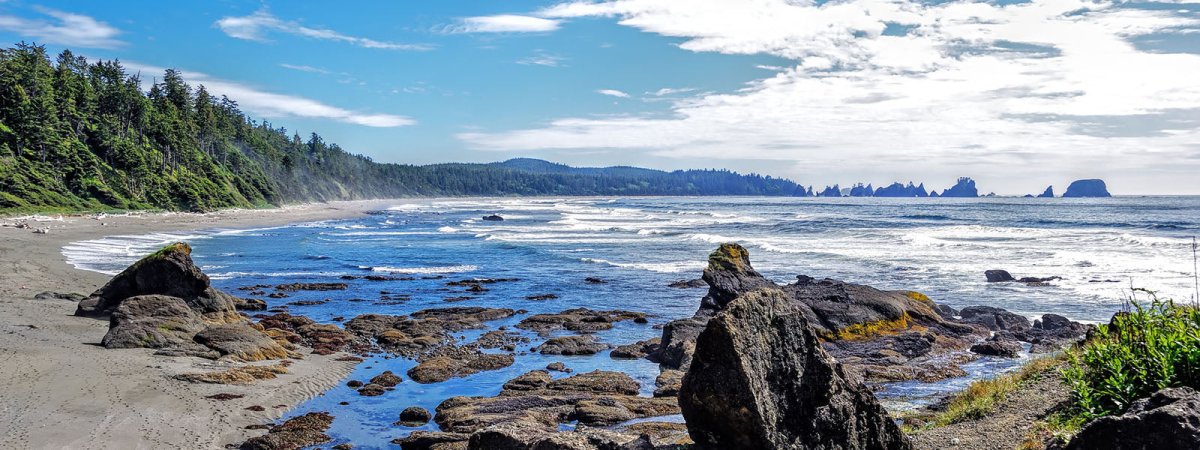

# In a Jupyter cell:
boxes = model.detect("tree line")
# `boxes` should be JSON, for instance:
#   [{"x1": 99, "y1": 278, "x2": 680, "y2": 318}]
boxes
[{"x1": 0, "y1": 43, "x2": 806, "y2": 212}]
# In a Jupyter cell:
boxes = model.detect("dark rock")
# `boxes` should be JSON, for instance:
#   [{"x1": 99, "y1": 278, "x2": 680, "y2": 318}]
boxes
[
  {"x1": 482, "y1": 215, "x2": 504, "y2": 221},
  {"x1": 985, "y1": 270, "x2": 1016, "y2": 282},
  {"x1": 679, "y1": 288, "x2": 911, "y2": 450},
  {"x1": 698, "y1": 243, "x2": 776, "y2": 312},
  {"x1": 1062, "y1": 179, "x2": 1112, "y2": 198},
  {"x1": 347, "y1": 380, "x2": 363, "y2": 388},
  {"x1": 358, "y1": 383, "x2": 386, "y2": 396},
  {"x1": 1038, "y1": 186, "x2": 1054, "y2": 198},
  {"x1": 610, "y1": 338, "x2": 661, "y2": 360},
  {"x1": 933, "y1": 303, "x2": 958, "y2": 319},
  {"x1": 235, "y1": 298, "x2": 268, "y2": 311},
  {"x1": 193, "y1": 323, "x2": 291, "y2": 361},
  {"x1": 239, "y1": 412, "x2": 334, "y2": 450},
  {"x1": 517, "y1": 308, "x2": 646, "y2": 335},
  {"x1": 584, "y1": 277, "x2": 606, "y2": 284},
  {"x1": 873, "y1": 181, "x2": 928, "y2": 198},
  {"x1": 75, "y1": 242, "x2": 241, "y2": 323},
  {"x1": 274, "y1": 282, "x2": 347, "y2": 292},
  {"x1": 525, "y1": 294, "x2": 559, "y2": 301},
  {"x1": 959, "y1": 306, "x2": 1031, "y2": 331},
  {"x1": 1039, "y1": 313, "x2": 1072, "y2": 330},
  {"x1": 206, "y1": 393, "x2": 244, "y2": 401},
  {"x1": 1066, "y1": 387, "x2": 1200, "y2": 450},
  {"x1": 546, "y1": 362, "x2": 570, "y2": 373},
  {"x1": 398, "y1": 406, "x2": 433, "y2": 425},
  {"x1": 667, "y1": 279, "x2": 707, "y2": 289},
  {"x1": 393, "y1": 431, "x2": 469, "y2": 449},
  {"x1": 536, "y1": 335, "x2": 610, "y2": 356},
  {"x1": 656, "y1": 316, "x2": 708, "y2": 370},
  {"x1": 101, "y1": 295, "x2": 208, "y2": 352},
  {"x1": 369, "y1": 371, "x2": 402, "y2": 387},
  {"x1": 969, "y1": 336, "x2": 1022, "y2": 357}
]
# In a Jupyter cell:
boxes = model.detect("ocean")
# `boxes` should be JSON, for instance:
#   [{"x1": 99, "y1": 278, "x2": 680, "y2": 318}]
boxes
[{"x1": 62, "y1": 196, "x2": 1200, "y2": 448}]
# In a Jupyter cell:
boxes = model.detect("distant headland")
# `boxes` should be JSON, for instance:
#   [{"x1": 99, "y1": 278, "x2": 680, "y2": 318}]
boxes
[{"x1": 806, "y1": 177, "x2": 1112, "y2": 198}]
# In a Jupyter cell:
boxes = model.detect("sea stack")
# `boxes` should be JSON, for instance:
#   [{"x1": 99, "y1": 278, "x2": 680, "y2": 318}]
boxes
[
  {"x1": 1037, "y1": 186, "x2": 1054, "y2": 198},
  {"x1": 1062, "y1": 179, "x2": 1111, "y2": 197},
  {"x1": 939, "y1": 177, "x2": 978, "y2": 197}
]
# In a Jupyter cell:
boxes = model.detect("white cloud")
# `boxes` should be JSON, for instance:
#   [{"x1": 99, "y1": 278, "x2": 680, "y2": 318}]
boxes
[
  {"x1": 445, "y1": 15, "x2": 561, "y2": 33},
  {"x1": 517, "y1": 52, "x2": 566, "y2": 67},
  {"x1": 215, "y1": 10, "x2": 430, "y2": 51},
  {"x1": 460, "y1": 0, "x2": 1200, "y2": 193},
  {"x1": 279, "y1": 63, "x2": 330, "y2": 74},
  {"x1": 125, "y1": 61, "x2": 414, "y2": 128},
  {"x1": 650, "y1": 87, "x2": 695, "y2": 96},
  {"x1": 596, "y1": 89, "x2": 630, "y2": 98},
  {"x1": 0, "y1": 7, "x2": 122, "y2": 49}
]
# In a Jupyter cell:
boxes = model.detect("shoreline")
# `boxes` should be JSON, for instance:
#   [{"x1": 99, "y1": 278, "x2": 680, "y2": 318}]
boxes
[{"x1": 0, "y1": 200, "x2": 388, "y2": 449}]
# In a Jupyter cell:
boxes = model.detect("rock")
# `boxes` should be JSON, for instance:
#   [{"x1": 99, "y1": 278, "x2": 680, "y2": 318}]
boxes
[
  {"x1": 101, "y1": 295, "x2": 208, "y2": 351},
  {"x1": 399, "y1": 406, "x2": 433, "y2": 425},
  {"x1": 239, "y1": 412, "x2": 334, "y2": 450},
  {"x1": 525, "y1": 294, "x2": 559, "y2": 301},
  {"x1": 517, "y1": 309, "x2": 647, "y2": 335},
  {"x1": 678, "y1": 288, "x2": 911, "y2": 450},
  {"x1": 653, "y1": 370, "x2": 683, "y2": 397},
  {"x1": 984, "y1": 270, "x2": 1016, "y2": 283},
  {"x1": 482, "y1": 215, "x2": 504, "y2": 221},
  {"x1": 393, "y1": 431, "x2": 469, "y2": 449},
  {"x1": 1038, "y1": 186, "x2": 1054, "y2": 198},
  {"x1": 1066, "y1": 387, "x2": 1200, "y2": 450},
  {"x1": 546, "y1": 362, "x2": 570, "y2": 373},
  {"x1": 409, "y1": 348, "x2": 515, "y2": 383},
  {"x1": 781, "y1": 279, "x2": 943, "y2": 339},
  {"x1": 358, "y1": 384, "x2": 387, "y2": 396},
  {"x1": 698, "y1": 243, "x2": 776, "y2": 312},
  {"x1": 610, "y1": 338, "x2": 661, "y2": 360},
  {"x1": 969, "y1": 336, "x2": 1022, "y2": 357},
  {"x1": 656, "y1": 316, "x2": 708, "y2": 370},
  {"x1": 584, "y1": 277, "x2": 606, "y2": 284},
  {"x1": 667, "y1": 279, "x2": 706, "y2": 289},
  {"x1": 933, "y1": 303, "x2": 958, "y2": 319},
  {"x1": 369, "y1": 371, "x2": 402, "y2": 387},
  {"x1": 235, "y1": 298, "x2": 268, "y2": 311},
  {"x1": 959, "y1": 306, "x2": 1031, "y2": 331},
  {"x1": 1062, "y1": 179, "x2": 1111, "y2": 198},
  {"x1": 75, "y1": 242, "x2": 240, "y2": 323},
  {"x1": 536, "y1": 335, "x2": 610, "y2": 356},
  {"x1": 1039, "y1": 313, "x2": 1072, "y2": 330},
  {"x1": 174, "y1": 363, "x2": 289, "y2": 384},
  {"x1": 193, "y1": 324, "x2": 291, "y2": 361},
  {"x1": 274, "y1": 282, "x2": 347, "y2": 291},
  {"x1": 939, "y1": 177, "x2": 979, "y2": 197}
]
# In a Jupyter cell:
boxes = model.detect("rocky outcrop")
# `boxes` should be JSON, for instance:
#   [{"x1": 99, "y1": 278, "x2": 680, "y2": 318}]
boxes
[
  {"x1": 610, "y1": 338, "x2": 661, "y2": 359},
  {"x1": 969, "y1": 335, "x2": 1022, "y2": 357},
  {"x1": 679, "y1": 288, "x2": 911, "y2": 450},
  {"x1": 985, "y1": 270, "x2": 1016, "y2": 283},
  {"x1": 698, "y1": 243, "x2": 776, "y2": 312},
  {"x1": 874, "y1": 182, "x2": 928, "y2": 198},
  {"x1": 101, "y1": 295, "x2": 208, "y2": 352},
  {"x1": 76, "y1": 242, "x2": 240, "y2": 323},
  {"x1": 409, "y1": 348, "x2": 514, "y2": 383},
  {"x1": 398, "y1": 406, "x2": 433, "y2": 426},
  {"x1": 239, "y1": 412, "x2": 334, "y2": 450},
  {"x1": 1038, "y1": 186, "x2": 1054, "y2": 198},
  {"x1": 959, "y1": 306, "x2": 1031, "y2": 331},
  {"x1": 1066, "y1": 387, "x2": 1200, "y2": 450},
  {"x1": 818, "y1": 184, "x2": 842, "y2": 197},
  {"x1": 193, "y1": 323, "x2": 292, "y2": 361},
  {"x1": 1062, "y1": 179, "x2": 1111, "y2": 198},
  {"x1": 516, "y1": 308, "x2": 647, "y2": 335},
  {"x1": 536, "y1": 335, "x2": 610, "y2": 356},
  {"x1": 939, "y1": 177, "x2": 978, "y2": 197}
]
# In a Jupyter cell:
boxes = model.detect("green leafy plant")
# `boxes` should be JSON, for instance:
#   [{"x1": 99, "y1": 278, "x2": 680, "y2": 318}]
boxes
[{"x1": 1062, "y1": 290, "x2": 1200, "y2": 420}]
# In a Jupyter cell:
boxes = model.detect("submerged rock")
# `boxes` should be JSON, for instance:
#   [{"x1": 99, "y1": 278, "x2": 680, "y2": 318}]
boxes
[
  {"x1": 1062, "y1": 179, "x2": 1111, "y2": 198},
  {"x1": 1066, "y1": 387, "x2": 1200, "y2": 450},
  {"x1": 679, "y1": 288, "x2": 911, "y2": 450},
  {"x1": 517, "y1": 308, "x2": 646, "y2": 335},
  {"x1": 76, "y1": 242, "x2": 240, "y2": 323},
  {"x1": 409, "y1": 350, "x2": 515, "y2": 383},
  {"x1": 985, "y1": 270, "x2": 1016, "y2": 283},
  {"x1": 398, "y1": 406, "x2": 433, "y2": 426}
]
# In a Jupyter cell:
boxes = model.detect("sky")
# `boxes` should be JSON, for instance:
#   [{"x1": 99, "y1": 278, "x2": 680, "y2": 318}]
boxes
[{"x1": 1, "y1": 0, "x2": 1199, "y2": 195}]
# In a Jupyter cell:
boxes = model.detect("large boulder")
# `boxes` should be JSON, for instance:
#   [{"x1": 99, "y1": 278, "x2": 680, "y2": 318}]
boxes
[
  {"x1": 76, "y1": 242, "x2": 240, "y2": 323},
  {"x1": 1066, "y1": 387, "x2": 1200, "y2": 450},
  {"x1": 1062, "y1": 179, "x2": 1111, "y2": 198},
  {"x1": 678, "y1": 288, "x2": 911, "y2": 450},
  {"x1": 985, "y1": 270, "x2": 1016, "y2": 283},
  {"x1": 193, "y1": 324, "x2": 291, "y2": 361},
  {"x1": 101, "y1": 294, "x2": 208, "y2": 351}
]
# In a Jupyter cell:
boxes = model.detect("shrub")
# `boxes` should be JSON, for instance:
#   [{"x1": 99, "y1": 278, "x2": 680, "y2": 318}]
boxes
[{"x1": 1062, "y1": 291, "x2": 1200, "y2": 420}]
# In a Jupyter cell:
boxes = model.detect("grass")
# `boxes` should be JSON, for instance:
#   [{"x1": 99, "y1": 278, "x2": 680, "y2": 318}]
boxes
[
  {"x1": 902, "y1": 354, "x2": 1066, "y2": 433},
  {"x1": 1061, "y1": 291, "x2": 1200, "y2": 420}
]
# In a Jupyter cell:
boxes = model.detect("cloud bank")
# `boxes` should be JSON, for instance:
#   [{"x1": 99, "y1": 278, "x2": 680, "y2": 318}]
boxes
[
  {"x1": 0, "y1": 7, "x2": 123, "y2": 49},
  {"x1": 460, "y1": 0, "x2": 1200, "y2": 192}
]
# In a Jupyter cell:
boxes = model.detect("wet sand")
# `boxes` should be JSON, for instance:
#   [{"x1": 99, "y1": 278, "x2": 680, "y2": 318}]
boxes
[{"x1": 0, "y1": 201, "x2": 388, "y2": 449}]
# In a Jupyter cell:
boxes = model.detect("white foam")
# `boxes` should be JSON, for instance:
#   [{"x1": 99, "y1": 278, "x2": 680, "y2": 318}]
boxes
[{"x1": 369, "y1": 265, "x2": 478, "y2": 274}]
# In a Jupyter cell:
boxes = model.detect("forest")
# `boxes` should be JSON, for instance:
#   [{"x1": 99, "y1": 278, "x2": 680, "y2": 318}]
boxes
[{"x1": 0, "y1": 43, "x2": 807, "y2": 212}]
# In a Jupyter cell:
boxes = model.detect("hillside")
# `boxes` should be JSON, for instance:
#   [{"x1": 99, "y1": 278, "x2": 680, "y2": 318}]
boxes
[{"x1": 0, "y1": 43, "x2": 805, "y2": 213}]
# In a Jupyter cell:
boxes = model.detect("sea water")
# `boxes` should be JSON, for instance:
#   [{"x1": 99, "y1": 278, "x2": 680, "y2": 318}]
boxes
[{"x1": 63, "y1": 196, "x2": 1200, "y2": 448}]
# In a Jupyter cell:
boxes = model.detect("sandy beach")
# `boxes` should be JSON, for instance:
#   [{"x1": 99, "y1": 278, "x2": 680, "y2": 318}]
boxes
[{"x1": 0, "y1": 201, "x2": 389, "y2": 449}]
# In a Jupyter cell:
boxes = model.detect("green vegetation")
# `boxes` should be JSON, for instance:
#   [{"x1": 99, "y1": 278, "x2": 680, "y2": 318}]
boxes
[
  {"x1": 935, "y1": 356, "x2": 1064, "y2": 427},
  {"x1": 1061, "y1": 293, "x2": 1200, "y2": 420},
  {"x1": 0, "y1": 43, "x2": 807, "y2": 213}
]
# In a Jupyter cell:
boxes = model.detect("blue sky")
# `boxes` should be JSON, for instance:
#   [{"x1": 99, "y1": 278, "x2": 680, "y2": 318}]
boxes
[{"x1": 2, "y1": 0, "x2": 1199, "y2": 194}]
